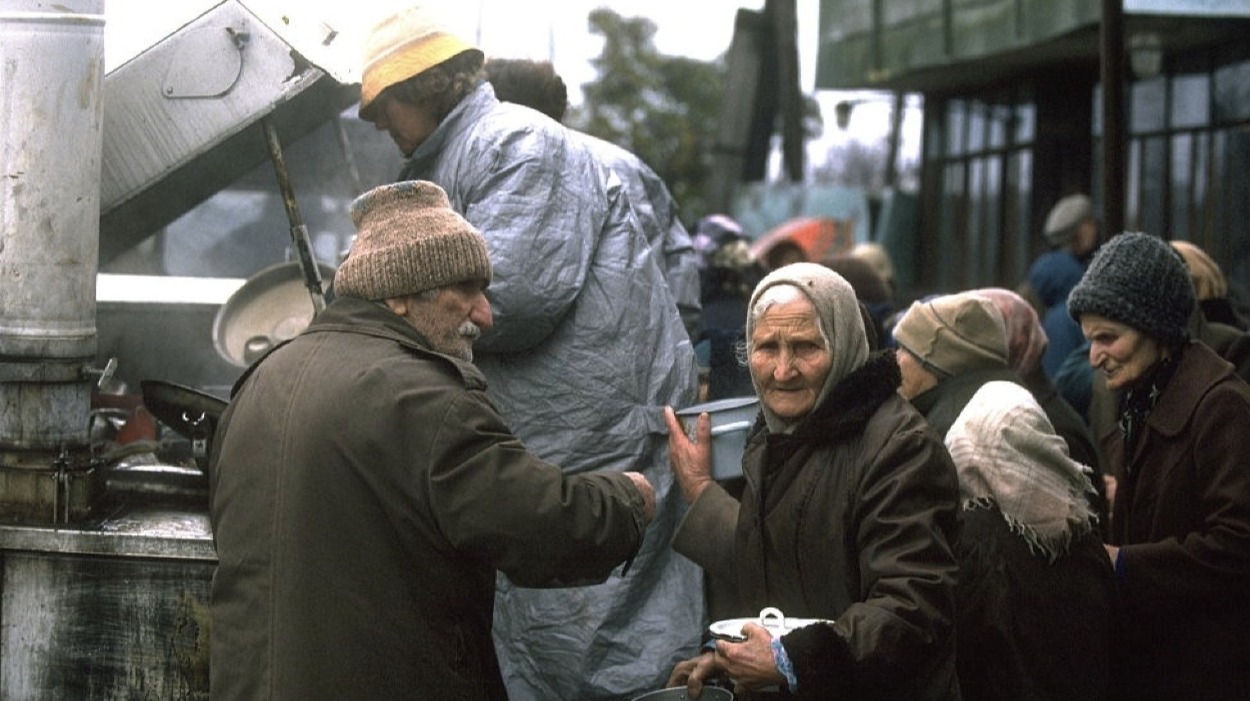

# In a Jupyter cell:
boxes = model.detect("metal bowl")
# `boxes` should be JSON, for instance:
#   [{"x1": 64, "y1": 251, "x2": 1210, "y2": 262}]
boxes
[{"x1": 630, "y1": 686, "x2": 734, "y2": 701}]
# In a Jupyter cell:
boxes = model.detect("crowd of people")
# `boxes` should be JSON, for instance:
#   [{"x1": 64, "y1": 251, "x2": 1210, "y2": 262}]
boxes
[{"x1": 204, "y1": 5, "x2": 1250, "y2": 701}]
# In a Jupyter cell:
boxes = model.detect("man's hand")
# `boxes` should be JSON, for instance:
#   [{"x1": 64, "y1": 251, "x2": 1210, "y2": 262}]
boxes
[{"x1": 623, "y1": 471, "x2": 656, "y2": 525}]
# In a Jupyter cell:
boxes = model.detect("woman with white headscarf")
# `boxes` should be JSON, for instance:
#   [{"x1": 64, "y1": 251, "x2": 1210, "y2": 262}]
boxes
[
  {"x1": 944, "y1": 380, "x2": 1114, "y2": 701},
  {"x1": 662, "y1": 263, "x2": 961, "y2": 700}
]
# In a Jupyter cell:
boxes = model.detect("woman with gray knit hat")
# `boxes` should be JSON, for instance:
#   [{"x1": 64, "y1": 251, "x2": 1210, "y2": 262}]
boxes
[
  {"x1": 1067, "y1": 231, "x2": 1250, "y2": 701},
  {"x1": 662, "y1": 262, "x2": 961, "y2": 700}
]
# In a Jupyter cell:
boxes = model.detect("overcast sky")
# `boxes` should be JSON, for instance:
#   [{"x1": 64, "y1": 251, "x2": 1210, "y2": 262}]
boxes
[
  {"x1": 106, "y1": 1, "x2": 788, "y2": 93},
  {"x1": 103, "y1": 1, "x2": 915, "y2": 156}
]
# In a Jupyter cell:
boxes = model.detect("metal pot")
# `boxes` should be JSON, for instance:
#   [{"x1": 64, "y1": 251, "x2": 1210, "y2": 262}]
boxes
[
  {"x1": 675, "y1": 396, "x2": 759, "y2": 480},
  {"x1": 631, "y1": 686, "x2": 734, "y2": 701}
]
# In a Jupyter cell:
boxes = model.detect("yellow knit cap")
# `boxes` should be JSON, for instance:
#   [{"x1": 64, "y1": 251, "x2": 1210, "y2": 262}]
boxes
[{"x1": 358, "y1": 6, "x2": 482, "y2": 119}]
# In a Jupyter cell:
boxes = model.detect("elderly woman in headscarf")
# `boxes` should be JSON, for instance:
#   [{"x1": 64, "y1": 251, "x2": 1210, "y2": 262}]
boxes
[
  {"x1": 1067, "y1": 232, "x2": 1250, "y2": 701},
  {"x1": 975, "y1": 286, "x2": 1108, "y2": 529},
  {"x1": 944, "y1": 380, "x2": 1114, "y2": 701},
  {"x1": 662, "y1": 263, "x2": 961, "y2": 701}
]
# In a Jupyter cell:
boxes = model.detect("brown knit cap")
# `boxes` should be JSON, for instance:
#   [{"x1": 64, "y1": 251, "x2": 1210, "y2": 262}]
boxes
[
  {"x1": 892, "y1": 291, "x2": 1009, "y2": 377},
  {"x1": 334, "y1": 181, "x2": 491, "y2": 300}
]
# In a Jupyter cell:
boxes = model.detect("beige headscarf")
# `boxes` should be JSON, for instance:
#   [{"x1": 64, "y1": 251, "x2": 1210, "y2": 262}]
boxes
[
  {"x1": 945, "y1": 381, "x2": 1098, "y2": 562},
  {"x1": 745, "y1": 262, "x2": 869, "y2": 432},
  {"x1": 1170, "y1": 239, "x2": 1227, "y2": 301},
  {"x1": 974, "y1": 288, "x2": 1049, "y2": 377}
]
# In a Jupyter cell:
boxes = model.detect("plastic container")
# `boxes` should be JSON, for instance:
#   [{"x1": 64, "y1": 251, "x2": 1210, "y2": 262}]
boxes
[{"x1": 675, "y1": 396, "x2": 759, "y2": 480}]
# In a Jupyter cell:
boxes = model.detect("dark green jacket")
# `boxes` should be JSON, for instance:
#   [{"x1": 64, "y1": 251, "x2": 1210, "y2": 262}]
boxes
[{"x1": 209, "y1": 296, "x2": 645, "y2": 701}]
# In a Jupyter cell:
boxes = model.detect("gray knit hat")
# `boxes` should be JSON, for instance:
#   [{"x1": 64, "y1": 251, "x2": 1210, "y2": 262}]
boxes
[
  {"x1": 335, "y1": 181, "x2": 491, "y2": 300},
  {"x1": 893, "y1": 292, "x2": 1009, "y2": 377},
  {"x1": 1067, "y1": 231, "x2": 1193, "y2": 346},
  {"x1": 1043, "y1": 194, "x2": 1094, "y2": 247}
]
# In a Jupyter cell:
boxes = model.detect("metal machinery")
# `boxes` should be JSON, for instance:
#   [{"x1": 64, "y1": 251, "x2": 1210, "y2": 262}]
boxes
[{"x1": 0, "y1": 1, "x2": 359, "y2": 696}]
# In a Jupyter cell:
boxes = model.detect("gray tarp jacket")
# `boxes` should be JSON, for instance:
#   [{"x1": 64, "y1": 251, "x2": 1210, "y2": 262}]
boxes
[{"x1": 398, "y1": 82, "x2": 703, "y2": 701}]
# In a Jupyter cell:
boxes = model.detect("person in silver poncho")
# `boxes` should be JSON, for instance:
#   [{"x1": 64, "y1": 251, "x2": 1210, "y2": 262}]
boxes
[{"x1": 356, "y1": 7, "x2": 702, "y2": 701}]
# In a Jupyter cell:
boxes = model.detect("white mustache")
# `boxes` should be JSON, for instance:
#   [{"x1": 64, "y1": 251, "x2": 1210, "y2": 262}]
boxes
[{"x1": 459, "y1": 321, "x2": 481, "y2": 342}]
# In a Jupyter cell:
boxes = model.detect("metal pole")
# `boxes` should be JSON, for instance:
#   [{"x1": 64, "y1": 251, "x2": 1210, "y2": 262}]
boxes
[
  {"x1": 1100, "y1": 0, "x2": 1126, "y2": 236},
  {"x1": 262, "y1": 118, "x2": 326, "y2": 314}
]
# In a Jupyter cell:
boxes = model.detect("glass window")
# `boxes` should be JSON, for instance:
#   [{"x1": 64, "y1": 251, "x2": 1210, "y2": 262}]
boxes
[
  {"x1": 980, "y1": 157, "x2": 1003, "y2": 282},
  {"x1": 1007, "y1": 150, "x2": 1034, "y2": 275},
  {"x1": 1170, "y1": 73, "x2": 1210, "y2": 129},
  {"x1": 1015, "y1": 99, "x2": 1036, "y2": 142},
  {"x1": 1214, "y1": 58, "x2": 1250, "y2": 122},
  {"x1": 1130, "y1": 77, "x2": 1167, "y2": 134},
  {"x1": 988, "y1": 103, "x2": 1008, "y2": 149},
  {"x1": 1140, "y1": 136, "x2": 1167, "y2": 234},
  {"x1": 1171, "y1": 133, "x2": 1194, "y2": 240},
  {"x1": 947, "y1": 100, "x2": 967, "y2": 155},
  {"x1": 967, "y1": 101, "x2": 987, "y2": 153}
]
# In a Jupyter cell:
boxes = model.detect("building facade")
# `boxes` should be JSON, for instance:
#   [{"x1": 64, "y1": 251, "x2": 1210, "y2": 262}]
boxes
[{"x1": 816, "y1": 0, "x2": 1250, "y2": 300}]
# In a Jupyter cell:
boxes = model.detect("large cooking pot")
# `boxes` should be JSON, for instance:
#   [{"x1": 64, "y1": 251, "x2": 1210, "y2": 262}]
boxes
[{"x1": 140, "y1": 379, "x2": 228, "y2": 474}]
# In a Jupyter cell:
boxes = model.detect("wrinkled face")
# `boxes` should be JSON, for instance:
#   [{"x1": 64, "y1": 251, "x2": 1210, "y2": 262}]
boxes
[
  {"x1": 748, "y1": 295, "x2": 832, "y2": 420},
  {"x1": 365, "y1": 94, "x2": 439, "y2": 158},
  {"x1": 1080, "y1": 313, "x2": 1164, "y2": 391},
  {"x1": 396, "y1": 281, "x2": 493, "y2": 361},
  {"x1": 894, "y1": 346, "x2": 939, "y2": 400}
]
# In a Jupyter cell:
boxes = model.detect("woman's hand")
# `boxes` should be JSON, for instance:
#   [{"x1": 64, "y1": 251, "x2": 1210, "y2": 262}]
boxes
[
  {"x1": 667, "y1": 650, "x2": 721, "y2": 698},
  {"x1": 716, "y1": 623, "x2": 787, "y2": 693},
  {"x1": 663, "y1": 406, "x2": 714, "y2": 504}
]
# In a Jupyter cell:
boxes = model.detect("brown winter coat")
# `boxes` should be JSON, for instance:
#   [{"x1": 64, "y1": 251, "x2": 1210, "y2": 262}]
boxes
[
  {"x1": 674, "y1": 353, "x2": 961, "y2": 700},
  {"x1": 1101, "y1": 341, "x2": 1250, "y2": 701},
  {"x1": 208, "y1": 297, "x2": 646, "y2": 700}
]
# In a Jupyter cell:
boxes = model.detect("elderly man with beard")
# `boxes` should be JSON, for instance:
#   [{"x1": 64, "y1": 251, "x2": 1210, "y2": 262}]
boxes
[{"x1": 208, "y1": 180, "x2": 655, "y2": 701}]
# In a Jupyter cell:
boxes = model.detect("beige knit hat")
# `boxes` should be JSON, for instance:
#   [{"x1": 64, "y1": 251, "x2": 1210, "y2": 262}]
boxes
[
  {"x1": 358, "y1": 5, "x2": 483, "y2": 119},
  {"x1": 334, "y1": 180, "x2": 491, "y2": 300},
  {"x1": 892, "y1": 291, "x2": 1009, "y2": 377}
]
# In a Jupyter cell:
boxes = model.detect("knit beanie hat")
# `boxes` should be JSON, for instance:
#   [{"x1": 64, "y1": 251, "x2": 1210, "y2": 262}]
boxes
[
  {"x1": 334, "y1": 180, "x2": 491, "y2": 300},
  {"x1": 358, "y1": 5, "x2": 483, "y2": 120},
  {"x1": 1043, "y1": 194, "x2": 1094, "y2": 246},
  {"x1": 746, "y1": 262, "x2": 869, "y2": 432},
  {"x1": 1067, "y1": 232, "x2": 1194, "y2": 346},
  {"x1": 892, "y1": 292, "x2": 1009, "y2": 377}
]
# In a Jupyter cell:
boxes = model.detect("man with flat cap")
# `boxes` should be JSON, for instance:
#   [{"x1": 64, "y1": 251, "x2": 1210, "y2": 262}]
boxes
[{"x1": 208, "y1": 180, "x2": 655, "y2": 701}]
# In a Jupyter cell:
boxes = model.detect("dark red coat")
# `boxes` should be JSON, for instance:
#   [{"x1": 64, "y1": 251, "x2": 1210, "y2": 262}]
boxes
[{"x1": 1101, "y1": 341, "x2": 1250, "y2": 701}]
